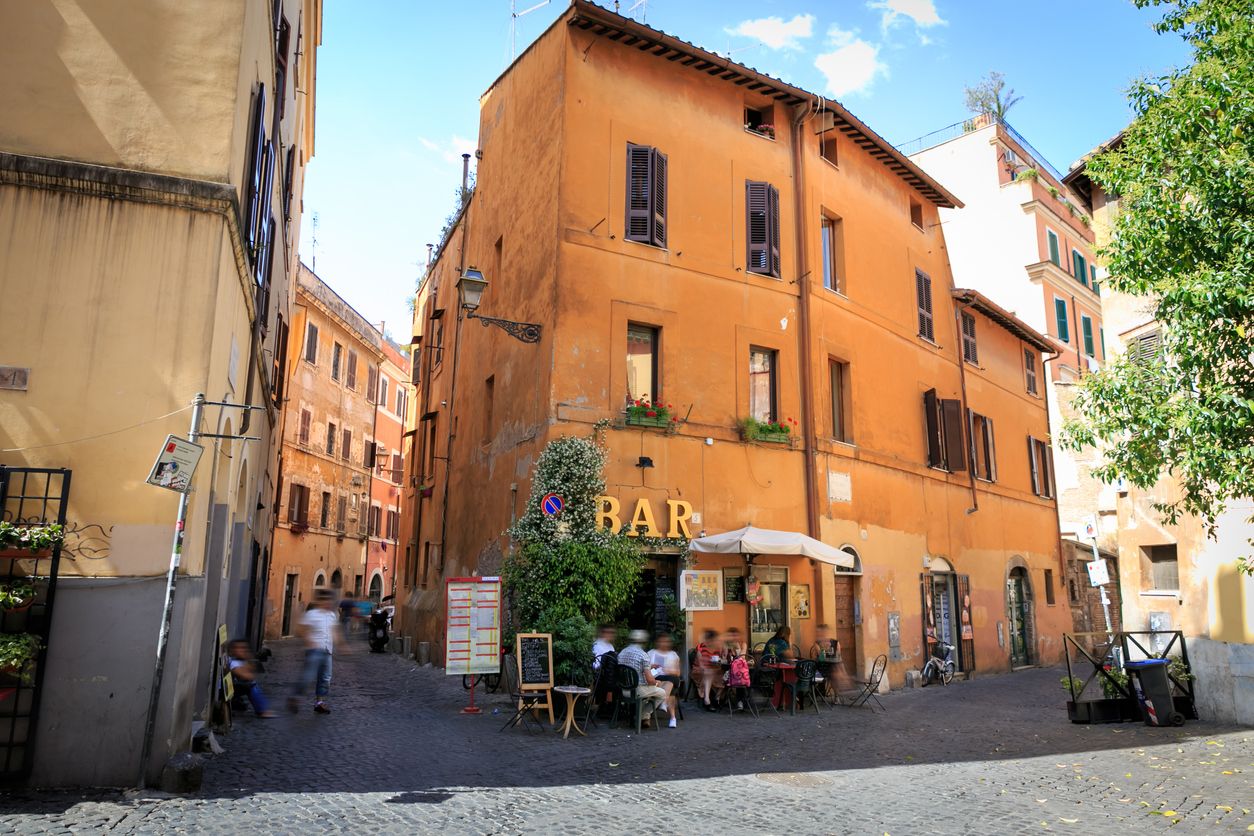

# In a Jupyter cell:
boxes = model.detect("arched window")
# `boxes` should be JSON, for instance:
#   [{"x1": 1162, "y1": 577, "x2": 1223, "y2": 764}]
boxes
[
  {"x1": 368, "y1": 573, "x2": 383, "y2": 601},
  {"x1": 330, "y1": 569, "x2": 343, "y2": 589},
  {"x1": 314, "y1": 570, "x2": 326, "y2": 589},
  {"x1": 835, "y1": 545, "x2": 863, "y2": 575}
]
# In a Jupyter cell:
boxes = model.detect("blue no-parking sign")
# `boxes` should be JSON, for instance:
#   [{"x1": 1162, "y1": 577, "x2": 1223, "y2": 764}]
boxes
[{"x1": 541, "y1": 493, "x2": 564, "y2": 516}]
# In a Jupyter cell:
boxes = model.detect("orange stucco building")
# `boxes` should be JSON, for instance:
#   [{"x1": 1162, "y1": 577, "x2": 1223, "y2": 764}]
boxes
[
  {"x1": 364, "y1": 339, "x2": 411, "y2": 602},
  {"x1": 397, "y1": 1, "x2": 1071, "y2": 688}
]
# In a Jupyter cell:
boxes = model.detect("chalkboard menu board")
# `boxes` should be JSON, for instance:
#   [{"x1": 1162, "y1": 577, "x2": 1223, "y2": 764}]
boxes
[
  {"x1": 516, "y1": 633, "x2": 553, "y2": 691},
  {"x1": 724, "y1": 571, "x2": 746, "y2": 603}
]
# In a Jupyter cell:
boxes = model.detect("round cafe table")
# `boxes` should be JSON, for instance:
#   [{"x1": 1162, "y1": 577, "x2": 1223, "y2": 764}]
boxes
[{"x1": 553, "y1": 686, "x2": 592, "y2": 739}]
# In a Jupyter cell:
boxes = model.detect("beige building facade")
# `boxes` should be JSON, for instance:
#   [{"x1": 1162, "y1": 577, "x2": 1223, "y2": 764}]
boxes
[{"x1": 0, "y1": 0, "x2": 321, "y2": 785}]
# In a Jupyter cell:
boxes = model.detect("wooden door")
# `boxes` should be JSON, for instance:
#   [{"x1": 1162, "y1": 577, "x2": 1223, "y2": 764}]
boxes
[{"x1": 832, "y1": 575, "x2": 858, "y2": 671}]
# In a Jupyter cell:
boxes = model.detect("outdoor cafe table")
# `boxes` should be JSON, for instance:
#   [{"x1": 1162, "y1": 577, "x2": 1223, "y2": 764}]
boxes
[
  {"x1": 553, "y1": 686, "x2": 591, "y2": 739},
  {"x1": 764, "y1": 662, "x2": 798, "y2": 712}
]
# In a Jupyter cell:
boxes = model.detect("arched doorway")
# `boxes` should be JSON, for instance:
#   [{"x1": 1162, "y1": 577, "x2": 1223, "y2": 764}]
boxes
[
  {"x1": 368, "y1": 572, "x2": 383, "y2": 601},
  {"x1": 1007, "y1": 564, "x2": 1034, "y2": 667},
  {"x1": 921, "y1": 557, "x2": 975, "y2": 673},
  {"x1": 331, "y1": 569, "x2": 343, "y2": 590}
]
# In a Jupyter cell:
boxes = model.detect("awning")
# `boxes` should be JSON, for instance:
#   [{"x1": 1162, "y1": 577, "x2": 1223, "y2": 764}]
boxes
[{"x1": 689, "y1": 526, "x2": 856, "y2": 569}]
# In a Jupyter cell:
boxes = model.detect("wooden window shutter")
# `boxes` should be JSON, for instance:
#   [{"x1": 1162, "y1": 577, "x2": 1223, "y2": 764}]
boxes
[
  {"x1": 364, "y1": 441, "x2": 376, "y2": 469},
  {"x1": 920, "y1": 574, "x2": 937, "y2": 645},
  {"x1": 346, "y1": 350, "x2": 358, "y2": 390},
  {"x1": 1028, "y1": 436, "x2": 1041, "y2": 495},
  {"x1": 283, "y1": 147, "x2": 296, "y2": 222},
  {"x1": 746, "y1": 181, "x2": 770, "y2": 275},
  {"x1": 956, "y1": 574, "x2": 974, "y2": 671},
  {"x1": 941, "y1": 398, "x2": 966, "y2": 472},
  {"x1": 652, "y1": 149, "x2": 667, "y2": 248},
  {"x1": 768, "y1": 183, "x2": 781, "y2": 278},
  {"x1": 244, "y1": 85, "x2": 267, "y2": 262},
  {"x1": 985, "y1": 418, "x2": 997, "y2": 482},
  {"x1": 298, "y1": 409, "x2": 310, "y2": 444},
  {"x1": 923, "y1": 388, "x2": 943, "y2": 468},
  {"x1": 625, "y1": 144, "x2": 653, "y2": 244},
  {"x1": 961, "y1": 312, "x2": 978, "y2": 364},
  {"x1": 1047, "y1": 231, "x2": 1060, "y2": 266},
  {"x1": 304, "y1": 323, "x2": 317, "y2": 362},
  {"x1": 916, "y1": 270, "x2": 934, "y2": 341},
  {"x1": 287, "y1": 484, "x2": 297, "y2": 523},
  {"x1": 342, "y1": 428, "x2": 352, "y2": 461},
  {"x1": 1043, "y1": 442, "x2": 1055, "y2": 498}
]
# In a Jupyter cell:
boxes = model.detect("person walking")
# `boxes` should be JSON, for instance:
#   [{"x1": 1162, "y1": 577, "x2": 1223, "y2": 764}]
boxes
[{"x1": 289, "y1": 589, "x2": 338, "y2": 715}]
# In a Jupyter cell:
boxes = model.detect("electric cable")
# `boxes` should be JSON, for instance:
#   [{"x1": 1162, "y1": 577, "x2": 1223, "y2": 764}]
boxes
[{"x1": 1, "y1": 404, "x2": 194, "y2": 452}]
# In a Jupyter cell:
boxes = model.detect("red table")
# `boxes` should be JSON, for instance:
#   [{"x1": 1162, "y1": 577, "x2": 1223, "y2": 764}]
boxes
[{"x1": 765, "y1": 662, "x2": 797, "y2": 712}]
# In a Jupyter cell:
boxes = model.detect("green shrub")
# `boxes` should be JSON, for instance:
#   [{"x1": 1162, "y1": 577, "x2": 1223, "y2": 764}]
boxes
[{"x1": 535, "y1": 612, "x2": 596, "y2": 687}]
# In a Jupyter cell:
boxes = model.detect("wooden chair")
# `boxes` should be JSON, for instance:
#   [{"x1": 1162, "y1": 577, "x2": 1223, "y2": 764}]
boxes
[{"x1": 843, "y1": 654, "x2": 888, "y2": 712}]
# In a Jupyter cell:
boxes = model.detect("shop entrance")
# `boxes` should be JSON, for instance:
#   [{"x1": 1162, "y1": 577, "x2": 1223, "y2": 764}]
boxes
[
  {"x1": 629, "y1": 555, "x2": 680, "y2": 635},
  {"x1": 921, "y1": 558, "x2": 975, "y2": 673},
  {"x1": 749, "y1": 565, "x2": 789, "y2": 652},
  {"x1": 281, "y1": 573, "x2": 298, "y2": 636},
  {"x1": 1008, "y1": 567, "x2": 1032, "y2": 667}
]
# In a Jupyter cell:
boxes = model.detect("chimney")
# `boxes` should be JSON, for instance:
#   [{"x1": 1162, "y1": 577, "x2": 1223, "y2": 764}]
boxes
[{"x1": 461, "y1": 153, "x2": 471, "y2": 205}]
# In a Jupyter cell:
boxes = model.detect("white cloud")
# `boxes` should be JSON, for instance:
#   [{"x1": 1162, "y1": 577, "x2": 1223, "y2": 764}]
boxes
[
  {"x1": 417, "y1": 134, "x2": 478, "y2": 164},
  {"x1": 814, "y1": 27, "x2": 886, "y2": 98},
  {"x1": 725, "y1": 13, "x2": 815, "y2": 50},
  {"x1": 869, "y1": 0, "x2": 946, "y2": 30}
]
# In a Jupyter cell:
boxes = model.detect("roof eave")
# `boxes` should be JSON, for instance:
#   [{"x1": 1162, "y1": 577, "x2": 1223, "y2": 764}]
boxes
[{"x1": 951, "y1": 288, "x2": 1055, "y2": 352}]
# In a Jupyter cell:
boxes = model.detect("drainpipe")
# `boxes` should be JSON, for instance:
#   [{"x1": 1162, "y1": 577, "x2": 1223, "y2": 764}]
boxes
[
  {"x1": 789, "y1": 105, "x2": 821, "y2": 542},
  {"x1": 952, "y1": 299, "x2": 978, "y2": 515},
  {"x1": 1040, "y1": 348, "x2": 1070, "y2": 586}
]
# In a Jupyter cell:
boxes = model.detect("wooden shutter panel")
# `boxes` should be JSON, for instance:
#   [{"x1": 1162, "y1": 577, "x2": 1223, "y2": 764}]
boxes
[
  {"x1": 920, "y1": 574, "x2": 937, "y2": 646},
  {"x1": 364, "y1": 442, "x2": 376, "y2": 469},
  {"x1": 746, "y1": 181, "x2": 769, "y2": 274},
  {"x1": 1047, "y1": 232, "x2": 1060, "y2": 265},
  {"x1": 651, "y1": 149, "x2": 667, "y2": 247},
  {"x1": 941, "y1": 398, "x2": 966, "y2": 472},
  {"x1": 767, "y1": 184, "x2": 781, "y2": 277},
  {"x1": 961, "y1": 312, "x2": 978, "y2": 364},
  {"x1": 1028, "y1": 436, "x2": 1041, "y2": 495},
  {"x1": 916, "y1": 270, "x2": 934, "y2": 341},
  {"x1": 283, "y1": 147, "x2": 296, "y2": 221},
  {"x1": 625, "y1": 144, "x2": 652, "y2": 243},
  {"x1": 956, "y1": 574, "x2": 974, "y2": 672},
  {"x1": 985, "y1": 418, "x2": 997, "y2": 482},
  {"x1": 1043, "y1": 442, "x2": 1055, "y2": 498},
  {"x1": 923, "y1": 388, "x2": 943, "y2": 468},
  {"x1": 346, "y1": 350, "x2": 358, "y2": 390},
  {"x1": 245, "y1": 85, "x2": 267, "y2": 261}
]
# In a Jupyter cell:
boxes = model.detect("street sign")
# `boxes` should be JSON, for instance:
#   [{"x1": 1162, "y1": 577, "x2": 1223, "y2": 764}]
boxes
[
  {"x1": 1083, "y1": 515, "x2": 1099, "y2": 540},
  {"x1": 146, "y1": 434, "x2": 204, "y2": 494},
  {"x1": 1086, "y1": 558, "x2": 1110, "y2": 587},
  {"x1": 540, "y1": 493, "x2": 564, "y2": 516}
]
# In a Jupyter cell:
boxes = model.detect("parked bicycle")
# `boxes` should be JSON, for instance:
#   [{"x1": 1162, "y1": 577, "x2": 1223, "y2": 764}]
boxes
[{"x1": 921, "y1": 642, "x2": 956, "y2": 686}]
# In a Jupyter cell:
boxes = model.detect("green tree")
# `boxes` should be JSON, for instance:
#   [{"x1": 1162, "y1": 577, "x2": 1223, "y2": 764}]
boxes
[
  {"x1": 1063, "y1": 0, "x2": 1254, "y2": 573},
  {"x1": 963, "y1": 71, "x2": 1023, "y2": 119}
]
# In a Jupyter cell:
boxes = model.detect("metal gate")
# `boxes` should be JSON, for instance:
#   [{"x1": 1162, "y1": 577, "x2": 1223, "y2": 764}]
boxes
[{"x1": 0, "y1": 467, "x2": 71, "y2": 782}]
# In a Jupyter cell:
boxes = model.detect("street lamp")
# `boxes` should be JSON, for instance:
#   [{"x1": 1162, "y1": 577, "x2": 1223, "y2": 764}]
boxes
[{"x1": 455, "y1": 267, "x2": 542, "y2": 344}]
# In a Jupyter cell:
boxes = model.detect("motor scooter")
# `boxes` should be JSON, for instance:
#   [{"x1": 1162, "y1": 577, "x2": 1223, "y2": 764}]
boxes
[{"x1": 368, "y1": 608, "x2": 390, "y2": 653}]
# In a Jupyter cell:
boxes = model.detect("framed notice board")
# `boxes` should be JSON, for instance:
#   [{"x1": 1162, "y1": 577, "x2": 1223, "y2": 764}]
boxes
[
  {"x1": 723, "y1": 570, "x2": 745, "y2": 603},
  {"x1": 445, "y1": 577, "x2": 502, "y2": 677},
  {"x1": 515, "y1": 633, "x2": 554, "y2": 691}
]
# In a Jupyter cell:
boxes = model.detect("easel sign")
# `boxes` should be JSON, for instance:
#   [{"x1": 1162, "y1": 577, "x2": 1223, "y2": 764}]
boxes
[{"x1": 516, "y1": 632, "x2": 555, "y2": 724}]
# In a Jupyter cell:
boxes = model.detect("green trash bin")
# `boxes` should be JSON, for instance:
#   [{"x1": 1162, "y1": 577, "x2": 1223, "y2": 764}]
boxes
[{"x1": 1125, "y1": 659, "x2": 1184, "y2": 726}]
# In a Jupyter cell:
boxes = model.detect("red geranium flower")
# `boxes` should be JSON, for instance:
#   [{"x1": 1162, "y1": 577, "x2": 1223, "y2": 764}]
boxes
[{"x1": 646, "y1": 410, "x2": 657, "y2": 417}]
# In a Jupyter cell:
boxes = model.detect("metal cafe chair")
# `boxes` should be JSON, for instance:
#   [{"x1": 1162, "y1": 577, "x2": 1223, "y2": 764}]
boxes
[
  {"x1": 612, "y1": 667, "x2": 660, "y2": 734},
  {"x1": 500, "y1": 654, "x2": 547, "y2": 733},
  {"x1": 790, "y1": 659, "x2": 822, "y2": 715},
  {"x1": 843, "y1": 654, "x2": 888, "y2": 713},
  {"x1": 752, "y1": 654, "x2": 781, "y2": 716}
]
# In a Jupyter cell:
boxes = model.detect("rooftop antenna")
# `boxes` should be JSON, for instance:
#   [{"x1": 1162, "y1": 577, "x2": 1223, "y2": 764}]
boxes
[
  {"x1": 626, "y1": 0, "x2": 648, "y2": 22},
  {"x1": 511, "y1": 0, "x2": 551, "y2": 60},
  {"x1": 311, "y1": 211, "x2": 319, "y2": 271}
]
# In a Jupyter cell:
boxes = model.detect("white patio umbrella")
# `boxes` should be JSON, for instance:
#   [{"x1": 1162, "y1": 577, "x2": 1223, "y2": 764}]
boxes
[{"x1": 689, "y1": 525, "x2": 856, "y2": 569}]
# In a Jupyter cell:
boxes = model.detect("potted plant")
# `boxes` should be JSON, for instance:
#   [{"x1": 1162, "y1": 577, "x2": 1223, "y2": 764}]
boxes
[
  {"x1": 0, "y1": 633, "x2": 42, "y2": 683},
  {"x1": 0, "y1": 522, "x2": 64, "y2": 558},
  {"x1": 0, "y1": 581, "x2": 36, "y2": 612},
  {"x1": 738, "y1": 416, "x2": 795, "y2": 444},
  {"x1": 1014, "y1": 167, "x2": 1039, "y2": 182},
  {"x1": 625, "y1": 398, "x2": 674, "y2": 428}
]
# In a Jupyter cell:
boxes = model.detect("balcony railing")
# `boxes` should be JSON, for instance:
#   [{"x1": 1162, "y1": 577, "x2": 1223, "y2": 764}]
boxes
[{"x1": 897, "y1": 113, "x2": 1066, "y2": 186}]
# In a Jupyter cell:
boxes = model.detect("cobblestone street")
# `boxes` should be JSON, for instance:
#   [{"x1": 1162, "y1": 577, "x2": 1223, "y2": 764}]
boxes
[{"x1": 3, "y1": 640, "x2": 1251, "y2": 835}]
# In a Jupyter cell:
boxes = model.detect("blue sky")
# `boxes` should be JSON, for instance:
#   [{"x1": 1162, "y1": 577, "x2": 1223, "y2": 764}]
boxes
[{"x1": 298, "y1": 0, "x2": 1191, "y2": 335}]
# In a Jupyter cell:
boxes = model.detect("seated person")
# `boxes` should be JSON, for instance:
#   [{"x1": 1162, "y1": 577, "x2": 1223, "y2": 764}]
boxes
[
  {"x1": 649, "y1": 632, "x2": 683, "y2": 720},
  {"x1": 763, "y1": 625, "x2": 794, "y2": 660},
  {"x1": 811, "y1": 624, "x2": 839, "y2": 660},
  {"x1": 723, "y1": 627, "x2": 746, "y2": 659},
  {"x1": 592, "y1": 624, "x2": 616, "y2": 670},
  {"x1": 227, "y1": 639, "x2": 274, "y2": 718},
  {"x1": 696, "y1": 629, "x2": 724, "y2": 711},
  {"x1": 619, "y1": 630, "x2": 676, "y2": 729}
]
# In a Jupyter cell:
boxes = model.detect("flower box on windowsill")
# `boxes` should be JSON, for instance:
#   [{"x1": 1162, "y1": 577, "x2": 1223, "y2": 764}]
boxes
[
  {"x1": 738, "y1": 416, "x2": 796, "y2": 445},
  {"x1": 625, "y1": 413, "x2": 672, "y2": 428},
  {"x1": 625, "y1": 400, "x2": 677, "y2": 431},
  {"x1": 290, "y1": 522, "x2": 308, "y2": 535}
]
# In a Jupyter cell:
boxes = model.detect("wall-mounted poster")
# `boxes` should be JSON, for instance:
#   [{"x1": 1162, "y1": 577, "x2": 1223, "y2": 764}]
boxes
[
  {"x1": 790, "y1": 584, "x2": 811, "y2": 619},
  {"x1": 679, "y1": 570, "x2": 723, "y2": 611},
  {"x1": 723, "y1": 570, "x2": 745, "y2": 603}
]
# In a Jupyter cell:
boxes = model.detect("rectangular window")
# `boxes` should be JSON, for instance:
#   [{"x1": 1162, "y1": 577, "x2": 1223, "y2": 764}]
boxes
[
  {"x1": 969, "y1": 411, "x2": 997, "y2": 481},
  {"x1": 820, "y1": 215, "x2": 844, "y2": 293},
  {"x1": 287, "y1": 483, "x2": 309, "y2": 525},
  {"x1": 304, "y1": 322, "x2": 318, "y2": 363},
  {"x1": 1072, "y1": 249, "x2": 1088, "y2": 285},
  {"x1": 625, "y1": 143, "x2": 667, "y2": 248},
  {"x1": 820, "y1": 134, "x2": 837, "y2": 165},
  {"x1": 379, "y1": 377, "x2": 389, "y2": 408},
  {"x1": 326, "y1": 421, "x2": 337, "y2": 455},
  {"x1": 746, "y1": 181, "x2": 781, "y2": 278},
  {"x1": 829, "y1": 359, "x2": 851, "y2": 443},
  {"x1": 1044, "y1": 569, "x2": 1056, "y2": 605},
  {"x1": 1090, "y1": 264, "x2": 1099, "y2": 294},
  {"x1": 391, "y1": 453, "x2": 402, "y2": 484},
  {"x1": 386, "y1": 510, "x2": 399, "y2": 541},
  {"x1": 1046, "y1": 229, "x2": 1060, "y2": 267},
  {"x1": 368, "y1": 505, "x2": 381, "y2": 537},
  {"x1": 961, "y1": 311, "x2": 978, "y2": 364},
  {"x1": 336, "y1": 494, "x2": 347, "y2": 532},
  {"x1": 396, "y1": 386, "x2": 407, "y2": 418},
  {"x1": 331, "y1": 342, "x2": 342, "y2": 381},
  {"x1": 341, "y1": 428, "x2": 352, "y2": 461},
  {"x1": 1081, "y1": 315, "x2": 1095, "y2": 357},
  {"x1": 345, "y1": 350, "x2": 358, "y2": 390},
  {"x1": 916, "y1": 269, "x2": 935, "y2": 341},
  {"x1": 922, "y1": 389, "x2": 966, "y2": 472},
  {"x1": 364, "y1": 438, "x2": 376, "y2": 469},
  {"x1": 749, "y1": 347, "x2": 777, "y2": 423},
  {"x1": 744, "y1": 104, "x2": 774, "y2": 134},
  {"x1": 271, "y1": 315, "x2": 289, "y2": 406},
  {"x1": 1024, "y1": 348, "x2": 1039, "y2": 395},
  {"x1": 1028, "y1": 436, "x2": 1055, "y2": 498},
  {"x1": 1145, "y1": 544, "x2": 1179, "y2": 591},
  {"x1": 367, "y1": 364, "x2": 379, "y2": 401},
  {"x1": 1054, "y1": 297, "x2": 1070, "y2": 343},
  {"x1": 909, "y1": 199, "x2": 924, "y2": 230},
  {"x1": 320, "y1": 491, "x2": 331, "y2": 528},
  {"x1": 483, "y1": 375, "x2": 495, "y2": 445},
  {"x1": 298, "y1": 408, "x2": 311, "y2": 445},
  {"x1": 626, "y1": 324, "x2": 659, "y2": 404},
  {"x1": 1132, "y1": 329, "x2": 1162, "y2": 363}
]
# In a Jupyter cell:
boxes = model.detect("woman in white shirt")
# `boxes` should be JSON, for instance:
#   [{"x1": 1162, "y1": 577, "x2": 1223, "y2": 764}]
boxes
[{"x1": 648, "y1": 632, "x2": 683, "y2": 722}]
